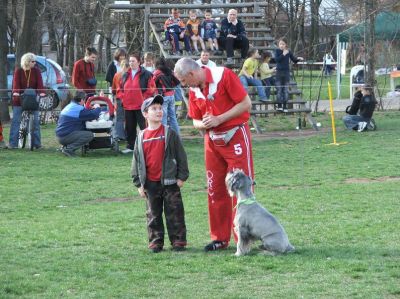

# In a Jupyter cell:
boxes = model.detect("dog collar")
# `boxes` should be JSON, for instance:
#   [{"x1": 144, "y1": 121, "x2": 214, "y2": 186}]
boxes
[{"x1": 235, "y1": 196, "x2": 256, "y2": 208}]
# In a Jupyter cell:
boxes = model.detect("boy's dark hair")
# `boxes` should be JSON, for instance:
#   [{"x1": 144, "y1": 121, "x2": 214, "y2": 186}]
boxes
[
  {"x1": 261, "y1": 51, "x2": 272, "y2": 60},
  {"x1": 85, "y1": 47, "x2": 98, "y2": 56},
  {"x1": 205, "y1": 9, "x2": 212, "y2": 14},
  {"x1": 247, "y1": 48, "x2": 258, "y2": 58}
]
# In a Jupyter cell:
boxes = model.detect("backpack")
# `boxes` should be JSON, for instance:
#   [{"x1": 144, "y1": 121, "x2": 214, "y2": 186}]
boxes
[{"x1": 154, "y1": 73, "x2": 180, "y2": 95}]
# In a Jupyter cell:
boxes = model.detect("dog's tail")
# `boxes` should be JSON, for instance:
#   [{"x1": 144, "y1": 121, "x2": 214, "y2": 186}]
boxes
[{"x1": 285, "y1": 244, "x2": 295, "y2": 253}]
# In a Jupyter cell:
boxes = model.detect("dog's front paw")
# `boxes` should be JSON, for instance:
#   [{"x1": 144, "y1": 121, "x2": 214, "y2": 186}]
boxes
[{"x1": 235, "y1": 251, "x2": 244, "y2": 257}]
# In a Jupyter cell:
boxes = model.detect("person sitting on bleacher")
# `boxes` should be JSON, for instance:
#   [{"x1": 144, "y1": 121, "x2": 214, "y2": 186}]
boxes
[
  {"x1": 164, "y1": 8, "x2": 192, "y2": 55},
  {"x1": 196, "y1": 50, "x2": 217, "y2": 68},
  {"x1": 186, "y1": 9, "x2": 205, "y2": 55},
  {"x1": 238, "y1": 49, "x2": 267, "y2": 102},
  {"x1": 200, "y1": 9, "x2": 222, "y2": 55},
  {"x1": 218, "y1": 9, "x2": 249, "y2": 65}
]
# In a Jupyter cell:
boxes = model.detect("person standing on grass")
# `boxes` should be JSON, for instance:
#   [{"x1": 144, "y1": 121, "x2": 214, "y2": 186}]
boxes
[
  {"x1": 131, "y1": 95, "x2": 189, "y2": 253},
  {"x1": 55, "y1": 90, "x2": 101, "y2": 157},
  {"x1": 274, "y1": 38, "x2": 303, "y2": 112},
  {"x1": 343, "y1": 85, "x2": 377, "y2": 132},
  {"x1": 153, "y1": 57, "x2": 181, "y2": 134},
  {"x1": 9, "y1": 52, "x2": 46, "y2": 149},
  {"x1": 121, "y1": 53, "x2": 156, "y2": 153},
  {"x1": 238, "y1": 48, "x2": 268, "y2": 102},
  {"x1": 0, "y1": 120, "x2": 7, "y2": 149},
  {"x1": 260, "y1": 51, "x2": 276, "y2": 101},
  {"x1": 174, "y1": 57, "x2": 254, "y2": 252},
  {"x1": 72, "y1": 47, "x2": 98, "y2": 96},
  {"x1": 111, "y1": 59, "x2": 130, "y2": 141},
  {"x1": 105, "y1": 48, "x2": 127, "y2": 87}
]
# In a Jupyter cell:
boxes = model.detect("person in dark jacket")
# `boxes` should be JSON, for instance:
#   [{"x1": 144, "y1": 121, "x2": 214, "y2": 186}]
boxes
[
  {"x1": 131, "y1": 95, "x2": 189, "y2": 253},
  {"x1": 343, "y1": 85, "x2": 377, "y2": 132},
  {"x1": 218, "y1": 9, "x2": 249, "y2": 65},
  {"x1": 105, "y1": 48, "x2": 127, "y2": 87},
  {"x1": 55, "y1": 90, "x2": 101, "y2": 157},
  {"x1": 274, "y1": 38, "x2": 303, "y2": 112}
]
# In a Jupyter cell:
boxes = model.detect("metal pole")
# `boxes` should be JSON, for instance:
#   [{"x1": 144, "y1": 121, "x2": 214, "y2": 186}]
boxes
[{"x1": 144, "y1": 5, "x2": 150, "y2": 52}]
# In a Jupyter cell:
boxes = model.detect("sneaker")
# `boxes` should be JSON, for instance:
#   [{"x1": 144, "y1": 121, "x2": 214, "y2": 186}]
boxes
[
  {"x1": 150, "y1": 247, "x2": 163, "y2": 253},
  {"x1": 358, "y1": 121, "x2": 368, "y2": 132},
  {"x1": 213, "y1": 50, "x2": 223, "y2": 56},
  {"x1": 121, "y1": 148, "x2": 134, "y2": 154},
  {"x1": 368, "y1": 119, "x2": 377, "y2": 131},
  {"x1": 204, "y1": 240, "x2": 228, "y2": 252},
  {"x1": 172, "y1": 245, "x2": 186, "y2": 252},
  {"x1": 283, "y1": 108, "x2": 289, "y2": 113},
  {"x1": 276, "y1": 107, "x2": 283, "y2": 112},
  {"x1": 259, "y1": 98, "x2": 268, "y2": 103},
  {"x1": 225, "y1": 58, "x2": 234, "y2": 65},
  {"x1": 62, "y1": 148, "x2": 76, "y2": 157}
]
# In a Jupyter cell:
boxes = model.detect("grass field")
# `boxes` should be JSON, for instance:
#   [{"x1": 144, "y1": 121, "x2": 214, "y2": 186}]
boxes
[{"x1": 0, "y1": 111, "x2": 399, "y2": 298}]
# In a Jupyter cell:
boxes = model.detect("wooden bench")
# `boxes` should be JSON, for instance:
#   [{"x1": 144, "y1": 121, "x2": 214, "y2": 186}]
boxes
[{"x1": 249, "y1": 100, "x2": 318, "y2": 134}]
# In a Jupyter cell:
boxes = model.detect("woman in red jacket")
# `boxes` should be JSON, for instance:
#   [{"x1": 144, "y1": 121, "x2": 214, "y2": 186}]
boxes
[
  {"x1": 121, "y1": 53, "x2": 156, "y2": 152},
  {"x1": 9, "y1": 52, "x2": 45, "y2": 149},
  {"x1": 72, "y1": 47, "x2": 98, "y2": 95}
]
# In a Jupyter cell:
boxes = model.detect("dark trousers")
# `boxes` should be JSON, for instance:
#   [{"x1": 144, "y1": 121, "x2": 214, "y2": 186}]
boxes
[
  {"x1": 57, "y1": 130, "x2": 94, "y2": 151},
  {"x1": 125, "y1": 109, "x2": 145, "y2": 150},
  {"x1": 275, "y1": 71, "x2": 291, "y2": 105},
  {"x1": 261, "y1": 76, "x2": 276, "y2": 100},
  {"x1": 166, "y1": 32, "x2": 191, "y2": 52},
  {"x1": 218, "y1": 36, "x2": 249, "y2": 58},
  {"x1": 144, "y1": 180, "x2": 187, "y2": 248}
]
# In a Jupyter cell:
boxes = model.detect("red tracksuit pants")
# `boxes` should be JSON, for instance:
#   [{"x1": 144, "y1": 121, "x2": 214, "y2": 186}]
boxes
[{"x1": 204, "y1": 123, "x2": 254, "y2": 244}]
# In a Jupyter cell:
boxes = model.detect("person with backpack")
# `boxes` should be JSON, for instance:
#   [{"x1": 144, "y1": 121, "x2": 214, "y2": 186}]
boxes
[
  {"x1": 120, "y1": 53, "x2": 156, "y2": 153},
  {"x1": 153, "y1": 57, "x2": 181, "y2": 134}
]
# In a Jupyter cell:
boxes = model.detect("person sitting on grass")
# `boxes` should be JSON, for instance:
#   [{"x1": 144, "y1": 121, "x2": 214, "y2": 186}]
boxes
[
  {"x1": 238, "y1": 48, "x2": 268, "y2": 102},
  {"x1": 343, "y1": 85, "x2": 377, "y2": 132},
  {"x1": 131, "y1": 95, "x2": 189, "y2": 253},
  {"x1": 55, "y1": 90, "x2": 101, "y2": 157}
]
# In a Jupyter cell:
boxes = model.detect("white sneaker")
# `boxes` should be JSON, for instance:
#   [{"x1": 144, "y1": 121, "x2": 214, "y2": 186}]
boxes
[
  {"x1": 358, "y1": 121, "x2": 368, "y2": 132},
  {"x1": 283, "y1": 108, "x2": 289, "y2": 113}
]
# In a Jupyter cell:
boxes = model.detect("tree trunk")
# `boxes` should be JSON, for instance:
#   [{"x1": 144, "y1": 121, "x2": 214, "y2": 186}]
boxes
[
  {"x1": 365, "y1": 0, "x2": 376, "y2": 88},
  {"x1": 0, "y1": 0, "x2": 9, "y2": 121},
  {"x1": 16, "y1": 0, "x2": 40, "y2": 63},
  {"x1": 309, "y1": 0, "x2": 322, "y2": 59}
]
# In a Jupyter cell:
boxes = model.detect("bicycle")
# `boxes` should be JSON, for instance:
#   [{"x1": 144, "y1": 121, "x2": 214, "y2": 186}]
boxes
[{"x1": 17, "y1": 92, "x2": 46, "y2": 151}]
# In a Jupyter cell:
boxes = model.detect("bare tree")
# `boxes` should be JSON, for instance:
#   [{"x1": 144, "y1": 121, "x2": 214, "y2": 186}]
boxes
[
  {"x1": 365, "y1": 0, "x2": 376, "y2": 87},
  {"x1": 0, "y1": 0, "x2": 9, "y2": 120}
]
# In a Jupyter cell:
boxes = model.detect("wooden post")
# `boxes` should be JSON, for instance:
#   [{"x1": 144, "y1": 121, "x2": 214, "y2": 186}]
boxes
[{"x1": 144, "y1": 4, "x2": 150, "y2": 52}]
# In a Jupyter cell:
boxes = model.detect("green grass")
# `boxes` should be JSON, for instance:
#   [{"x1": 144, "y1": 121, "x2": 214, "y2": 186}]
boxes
[{"x1": 1, "y1": 112, "x2": 399, "y2": 298}]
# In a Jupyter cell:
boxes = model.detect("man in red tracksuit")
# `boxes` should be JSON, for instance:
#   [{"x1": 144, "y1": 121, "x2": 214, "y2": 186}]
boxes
[{"x1": 174, "y1": 57, "x2": 254, "y2": 251}]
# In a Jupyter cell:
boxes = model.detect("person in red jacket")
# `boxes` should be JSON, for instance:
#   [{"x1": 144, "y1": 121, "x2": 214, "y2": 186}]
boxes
[
  {"x1": 121, "y1": 53, "x2": 156, "y2": 152},
  {"x1": 72, "y1": 47, "x2": 98, "y2": 95},
  {"x1": 9, "y1": 52, "x2": 45, "y2": 149}
]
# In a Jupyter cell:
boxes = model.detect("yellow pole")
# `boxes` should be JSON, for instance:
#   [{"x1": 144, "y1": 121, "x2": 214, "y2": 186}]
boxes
[
  {"x1": 326, "y1": 82, "x2": 348, "y2": 146},
  {"x1": 327, "y1": 82, "x2": 337, "y2": 144}
]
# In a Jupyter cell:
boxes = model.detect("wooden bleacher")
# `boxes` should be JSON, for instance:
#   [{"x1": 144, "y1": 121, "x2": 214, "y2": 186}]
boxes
[{"x1": 108, "y1": 2, "x2": 318, "y2": 134}]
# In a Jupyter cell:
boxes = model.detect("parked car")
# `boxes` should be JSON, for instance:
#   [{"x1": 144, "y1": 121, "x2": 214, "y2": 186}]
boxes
[{"x1": 7, "y1": 54, "x2": 70, "y2": 109}]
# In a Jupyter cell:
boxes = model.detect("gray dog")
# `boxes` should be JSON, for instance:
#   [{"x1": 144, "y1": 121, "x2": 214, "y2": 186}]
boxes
[{"x1": 225, "y1": 169, "x2": 295, "y2": 256}]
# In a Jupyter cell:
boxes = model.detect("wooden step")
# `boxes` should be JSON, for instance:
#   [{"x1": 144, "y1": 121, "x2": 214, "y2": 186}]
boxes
[{"x1": 149, "y1": 13, "x2": 264, "y2": 18}]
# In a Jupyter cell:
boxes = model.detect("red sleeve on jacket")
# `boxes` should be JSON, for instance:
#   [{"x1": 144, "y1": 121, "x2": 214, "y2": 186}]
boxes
[{"x1": 142, "y1": 76, "x2": 156, "y2": 99}]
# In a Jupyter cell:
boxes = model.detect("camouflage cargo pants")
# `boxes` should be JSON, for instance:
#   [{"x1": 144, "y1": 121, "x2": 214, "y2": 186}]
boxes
[{"x1": 144, "y1": 180, "x2": 187, "y2": 249}]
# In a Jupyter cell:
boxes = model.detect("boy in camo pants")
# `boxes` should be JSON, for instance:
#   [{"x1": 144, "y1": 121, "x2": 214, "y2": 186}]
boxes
[{"x1": 131, "y1": 95, "x2": 189, "y2": 253}]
